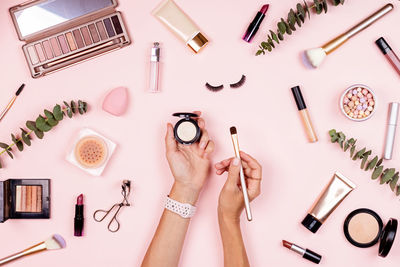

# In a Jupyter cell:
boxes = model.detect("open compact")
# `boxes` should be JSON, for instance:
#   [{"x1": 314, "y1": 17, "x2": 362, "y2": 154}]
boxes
[
  {"x1": 343, "y1": 208, "x2": 397, "y2": 257},
  {"x1": 173, "y1": 113, "x2": 201, "y2": 145}
]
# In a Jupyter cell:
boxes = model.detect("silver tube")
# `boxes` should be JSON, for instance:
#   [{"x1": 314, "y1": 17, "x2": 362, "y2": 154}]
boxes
[{"x1": 384, "y1": 102, "x2": 399, "y2": 160}]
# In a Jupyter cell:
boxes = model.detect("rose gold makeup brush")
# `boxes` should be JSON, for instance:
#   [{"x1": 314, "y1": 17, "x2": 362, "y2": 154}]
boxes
[
  {"x1": 0, "y1": 84, "x2": 25, "y2": 122},
  {"x1": 304, "y1": 3, "x2": 393, "y2": 68},
  {"x1": 0, "y1": 234, "x2": 66, "y2": 265},
  {"x1": 230, "y1": 127, "x2": 252, "y2": 221}
]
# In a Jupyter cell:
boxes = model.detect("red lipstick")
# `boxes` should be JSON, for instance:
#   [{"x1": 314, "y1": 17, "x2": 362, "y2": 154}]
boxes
[
  {"x1": 282, "y1": 240, "x2": 322, "y2": 264},
  {"x1": 243, "y1": 4, "x2": 269, "y2": 43},
  {"x1": 74, "y1": 194, "x2": 84, "y2": 236}
]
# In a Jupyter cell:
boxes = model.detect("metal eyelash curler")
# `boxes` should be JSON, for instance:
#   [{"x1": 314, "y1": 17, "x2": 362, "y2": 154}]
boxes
[{"x1": 93, "y1": 180, "x2": 132, "y2": 233}]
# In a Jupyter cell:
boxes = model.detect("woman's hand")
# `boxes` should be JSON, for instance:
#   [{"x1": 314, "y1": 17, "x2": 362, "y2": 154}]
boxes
[
  {"x1": 165, "y1": 111, "x2": 215, "y2": 205},
  {"x1": 215, "y1": 151, "x2": 262, "y2": 222}
]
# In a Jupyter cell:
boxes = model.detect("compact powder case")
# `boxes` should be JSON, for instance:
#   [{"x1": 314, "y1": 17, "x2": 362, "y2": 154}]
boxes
[
  {"x1": 173, "y1": 113, "x2": 201, "y2": 145},
  {"x1": 343, "y1": 208, "x2": 398, "y2": 257},
  {"x1": 10, "y1": 0, "x2": 131, "y2": 78},
  {"x1": 0, "y1": 179, "x2": 50, "y2": 223}
]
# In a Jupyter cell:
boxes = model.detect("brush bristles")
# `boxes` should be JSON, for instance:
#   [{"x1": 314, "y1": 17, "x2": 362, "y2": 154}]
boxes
[
  {"x1": 44, "y1": 234, "x2": 66, "y2": 250},
  {"x1": 305, "y1": 48, "x2": 326, "y2": 68},
  {"x1": 230, "y1": 127, "x2": 237, "y2": 135},
  {"x1": 16, "y1": 84, "x2": 25, "y2": 96}
]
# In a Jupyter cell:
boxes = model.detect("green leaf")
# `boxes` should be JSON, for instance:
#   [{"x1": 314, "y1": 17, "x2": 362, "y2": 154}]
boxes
[
  {"x1": 44, "y1": 109, "x2": 58, "y2": 127},
  {"x1": 360, "y1": 155, "x2": 368, "y2": 169},
  {"x1": 0, "y1": 143, "x2": 14, "y2": 159},
  {"x1": 278, "y1": 21, "x2": 286, "y2": 35},
  {"x1": 328, "y1": 129, "x2": 337, "y2": 136},
  {"x1": 332, "y1": 0, "x2": 341, "y2": 5},
  {"x1": 340, "y1": 0, "x2": 345, "y2": 4},
  {"x1": 353, "y1": 147, "x2": 366, "y2": 160},
  {"x1": 390, "y1": 172, "x2": 399, "y2": 191},
  {"x1": 26, "y1": 121, "x2": 38, "y2": 131},
  {"x1": 304, "y1": 0, "x2": 310, "y2": 19},
  {"x1": 78, "y1": 100, "x2": 84, "y2": 115},
  {"x1": 285, "y1": 21, "x2": 292, "y2": 35},
  {"x1": 350, "y1": 145, "x2": 356, "y2": 158},
  {"x1": 36, "y1": 115, "x2": 52, "y2": 132},
  {"x1": 270, "y1": 30, "x2": 279, "y2": 44},
  {"x1": 381, "y1": 168, "x2": 395, "y2": 184},
  {"x1": 34, "y1": 130, "x2": 44, "y2": 139},
  {"x1": 314, "y1": 0, "x2": 323, "y2": 14},
  {"x1": 288, "y1": 9, "x2": 296, "y2": 26},
  {"x1": 261, "y1": 42, "x2": 269, "y2": 49},
  {"x1": 20, "y1": 128, "x2": 31, "y2": 146},
  {"x1": 53, "y1": 104, "x2": 63, "y2": 121},
  {"x1": 255, "y1": 50, "x2": 263, "y2": 56},
  {"x1": 11, "y1": 134, "x2": 23, "y2": 152},
  {"x1": 397, "y1": 185, "x2": 400, "y2": 196},
  {"x1": 278, "y1": 32, "x2": 284, "y2": 41},
  {"x1": 295, "y1": 14, "x2": 302, "y2": 27},
  {"x1": 377, "y1": 158, "x2": 383, "y2": 167},
  {"x1": 322, "y1": 0, "x2": 328, "y2": 13},
  {"x1": 296, "y1": 3, "x2": 305, "y2": 19},
  {"x1": 372, "y1": 166, "x2": 384, "y2": 180},
  {"x1": 365, "y1": 156, "x2": 378, "y2": 171}
]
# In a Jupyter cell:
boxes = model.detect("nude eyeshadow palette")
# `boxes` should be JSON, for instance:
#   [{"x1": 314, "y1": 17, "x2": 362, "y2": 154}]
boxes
[{"x1": 10, "y1": 0, "x2": 131, "y2": 78}]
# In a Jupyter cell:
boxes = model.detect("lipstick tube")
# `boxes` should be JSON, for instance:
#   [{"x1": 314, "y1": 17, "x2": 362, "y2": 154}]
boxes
[
  {"x1": 74, "y1": 194, "x2": 84, "y2": 237},
  {"x1": 384, "y1": 102, "x2": 399, "y2": 160},
  {"x1": 376, "y1": 37, "x2": 400, "y2": 76},
  {"x1": 291, "y1": 86, "x2": 318, "y2": 142},
  {"x1": 243, "y1": 4, "x2": 269, "y2": 43},
  {"x1": 149, "y1": 42, "x2": 161, "y2": 93},
  {"x1": 283, "y1": 240, "x2": 322, "y2": 264}
]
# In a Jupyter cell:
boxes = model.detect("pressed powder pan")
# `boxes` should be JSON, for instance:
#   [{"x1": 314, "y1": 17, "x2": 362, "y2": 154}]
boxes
[
  {"x1": 172, "y1": 113, "x2": 201, "y2": 145},
  {"x1": 343, "y1": 208, "x2": 397, "y2": 257}
]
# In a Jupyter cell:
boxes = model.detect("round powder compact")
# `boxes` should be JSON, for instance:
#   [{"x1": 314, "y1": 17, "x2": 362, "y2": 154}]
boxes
[
  {"x1": 173, "y1": 113, "x2": 201, "y2": 145},
  {"x1": 343, "y1": 208, "x2": 398, "y2": 257},
  {"x1": 340, "y1": 84, "x2": 377, "y2": 121},
  {"x1": 74, "y1": 136, "x2": 108, "y2": 168}
]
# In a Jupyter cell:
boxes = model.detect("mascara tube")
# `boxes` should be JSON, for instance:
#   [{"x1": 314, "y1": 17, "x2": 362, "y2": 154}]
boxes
[
  {"x1": 291, "y1": 86, "x2": 318, "y2": 143},
  {"x1": 384, "y1": 102, "x2": 399, "y2": 160},
  {"x1": 376, "y1": 37, "x2": 400, "y2": 76}
]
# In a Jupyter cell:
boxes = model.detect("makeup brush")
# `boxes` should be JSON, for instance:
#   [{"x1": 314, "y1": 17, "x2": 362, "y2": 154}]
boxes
[
  {"x1": 304, "y1": 3, "x2": 393, "y2": 68},
  {"x1": 0, "y1": 84, "x2": 25, "y2": 122},
  {"x1": 230, "y1": 127, "x2": 252, "y2": 221},
  {"x1": 0, "y1": 234, "x2": 66, "y2": 265}
]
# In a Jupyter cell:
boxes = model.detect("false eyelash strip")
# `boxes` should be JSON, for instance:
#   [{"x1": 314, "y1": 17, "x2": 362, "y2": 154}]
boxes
[
  {"x1": 205, "y1": 83, "x2": 224, "y2": 92},
  {"x1": 230, "y1": 75, "x2": 246, "y2": 88}
]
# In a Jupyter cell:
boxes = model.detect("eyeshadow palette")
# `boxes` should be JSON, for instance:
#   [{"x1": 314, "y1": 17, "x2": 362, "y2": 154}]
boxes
[
  {"x1": 0, "y1": 179, "x2": 50, "y2": 223},
  {"x1": 10, "y1": 0, "x2": 131, "y2": 78}
]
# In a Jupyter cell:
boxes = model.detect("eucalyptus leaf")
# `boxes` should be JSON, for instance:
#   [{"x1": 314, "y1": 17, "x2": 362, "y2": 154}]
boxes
[
  {"x1": 278, "y1": 32, "x2": 284, "y2": 41},
  {"x1": 20, "y1": 128, "x2": 31, "y2": 146},
  {"x1": 78, "y1": 100, "x2": 85, "y2": 114},
  {"x1": 0, "y1": 143, "x2": 9, "y2": 149},
  {"x1": 377, "y1": 158, "x2": 383, "y2": 167},
  {"x1": 350, "y1": 145, "x2": 356, "y2": 158},
  {"x1": 304, "y1": 0, "x2": 310, "y2": 19},
  {"x1": 53, "y1": 104, "x2": 63, "y2": 121},
  {"x1": 36, "y1": 115, "x2": 52, "y2": 132},
  {"x1": 26, "y1": 121, "x2": 38, "y2": 131},
  {"x1": 270, "y1": 30, "x2": 279, "y2": 44},
  {"x1": 34, "y1": 130, "x2": 44, "y2": 139},
  {"x1": 71, "y1": 101, "x2": 77, "y2": 114},
  {"x1": 397, "y1": 185, "x2": 400, "y2": 196},
  {"x1": 278, "y1": 22, "x2": 286, "y2": 34},
  {"x1": 296, "y1": 3, "x2": 305, "y2": 19},
  {"x1": 372, "y1": 166, "x2": 384, "y2": 180},
  {"x1": 360, "y1": 156, "x2": 368, "y2": 170},
  {"x1": 322, "y1": 0, "x2": 328, "y2": 13},
  {"x1": 381, "y1": 168, "x2": 395, "y2": 184},
  {"x1": 390, "y1": 172, "x2": 399, "y2": 191},
  {"x1": 366, "y1": 156, "x2": 378, "y2": 171},
  {"x1": 12, "y1": 134, "x2": 23, "y2": 152}
]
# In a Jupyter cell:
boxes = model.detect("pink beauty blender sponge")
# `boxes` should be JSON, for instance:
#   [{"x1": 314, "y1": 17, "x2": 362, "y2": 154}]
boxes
[{"x1": 102, "y1": 87, "x2": 129, "y2": 116}]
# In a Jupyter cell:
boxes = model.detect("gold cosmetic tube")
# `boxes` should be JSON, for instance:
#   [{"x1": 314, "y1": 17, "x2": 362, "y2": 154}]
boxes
[
  {"x1": 152, "y1": 0, "x2": 208, "y2": 53},
  {"x1": 302, "y1": 172, "x2": 356, "y2": 233}
]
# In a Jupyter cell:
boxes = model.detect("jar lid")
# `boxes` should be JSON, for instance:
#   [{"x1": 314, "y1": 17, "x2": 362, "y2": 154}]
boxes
[
  {"x1": 378, "y1": 218, "x2": 397, "y2": 257},
  {"x1": 172, "y1": 112, "x2": 199, "y2": 119}
]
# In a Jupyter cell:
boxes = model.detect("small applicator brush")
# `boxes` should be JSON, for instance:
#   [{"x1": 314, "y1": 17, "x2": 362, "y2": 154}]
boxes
[
  {"x1": 304, "y1": 3, "x2": 393, "y2": 68},
  {"x1": 0, "y1": 84, "x2": 25, "y2": 122},
  {"x1": 0, "y1": 234, "x2": 66, "y2": 265}
]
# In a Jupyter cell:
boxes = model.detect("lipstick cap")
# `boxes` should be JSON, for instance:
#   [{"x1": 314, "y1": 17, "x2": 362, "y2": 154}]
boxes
[
  {"x1": 291, "y1": 86, "x2": 307, "y2": 110},
  {"x1": 151, "y1": 42, "x2": 160, "y2": 62},
  {"x1": 376, "y1": 37, "x2": 392, "y2": 55},
  {"x1": 388, "y1": 102, "x2": 399, "y2": 125},
  {"x1": 304, "y1": 249, "x2": 322, "y2": 264}
]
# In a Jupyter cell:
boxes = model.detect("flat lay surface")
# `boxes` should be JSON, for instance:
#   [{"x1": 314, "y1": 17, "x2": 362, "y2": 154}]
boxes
[{"x1": 0, "y1": 0, "x2": 400, "y2": 266}]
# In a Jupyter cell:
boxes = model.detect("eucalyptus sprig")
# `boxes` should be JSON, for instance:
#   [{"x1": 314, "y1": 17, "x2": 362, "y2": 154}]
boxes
[
  {"x1": 329, "y1": 129, "x2": 400, "y2": 197},
  {"x1": 0, "y1": 100, "x2": 88, "y2": 169},
  {"x1": 256, "y1": 0, "x2": 345, "y2": 55}
]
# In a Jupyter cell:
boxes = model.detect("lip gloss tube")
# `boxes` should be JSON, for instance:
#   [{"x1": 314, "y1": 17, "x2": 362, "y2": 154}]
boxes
[
  {"x1": 376, "y1": 37, "x2": 400, "y2": 76},
  {"x1": 149, "y1": 42, "x2": 161, "y2": 93},
  {"x1": 384, "y1": 102, "x2": 399, "y2": 160},
  {"x1": 291, "y1": 86, "x2": 318, "y2": 142}
]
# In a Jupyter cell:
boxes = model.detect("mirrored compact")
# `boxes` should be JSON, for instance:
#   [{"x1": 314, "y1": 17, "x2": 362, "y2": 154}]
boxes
[
  {"x1": 343, "y1": 208, "x2": 397, "y2": 257},
  {"x1": 173, "y1": 113, "x2": 201, "y2": 145}
]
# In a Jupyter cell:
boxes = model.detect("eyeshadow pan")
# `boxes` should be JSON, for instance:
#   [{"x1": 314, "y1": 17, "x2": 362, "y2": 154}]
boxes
[
  {"x1": 103, "y1": 18, "x2": 115, "y2": 37},
  {"x1": 16, "y1": 185, "x2": 22, "y2": 212},
  {"x1": 26, "y1": 186, "x2": 32, "y2": 212},
  {"x1": 15, "y1": 185, "x2": 43, "y2": 213},
  {"x1": 73, "y1": 29, "x2": 85, "y2": 49},
  {"x1": 42, "y1": 40, "x2": 54, "y2": 60},
  {"x1": 50, "y1": 37, "x2": 62, "y2": 57},
  {"x1": 21, "y1": 186, "x2": 26, "y2": 212},
  {"x1": 65, "y1": 32, "x2": 77, "y2": 51},
  {"x1": 31, "y1": 186, "x2": 37, "y2": 212},
  {"x1": 111, "y1": 15, "x2": 123, "y2": 35},
  {"x1": 34, "y1": 43, "x2": 46, "y2": 62},
  {"x1": 58, "y1": 35, "x2": 70, "y2": 54},
  {"x1": 37, "y1": 186, "x2": 42, "y2": 212},
  {"x1": 96, "y1": 21, "x2": 108, "y2": 40},
  {"x1": 80, "y1": 26, "x2": 93, "y2": 45},
  {"x1": 88, "y1": 24, "x2": 100, "y2": 43},
  {"x1": 27, "y1": 45, "x2": 39, "y2": 65}
]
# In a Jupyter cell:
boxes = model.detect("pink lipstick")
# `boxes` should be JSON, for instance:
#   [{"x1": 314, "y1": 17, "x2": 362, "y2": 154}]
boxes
[
  {"x1": 74, "y1": 194, "x2": 84, "y2": 236},
  {"x1": 243, "y1": 4, "x2": 269, "y2": 43}
]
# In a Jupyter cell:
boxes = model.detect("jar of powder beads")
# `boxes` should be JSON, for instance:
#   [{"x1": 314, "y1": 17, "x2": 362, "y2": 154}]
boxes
[{"x1": 340, "y1": 84, "x2": 377, "y2": 121}]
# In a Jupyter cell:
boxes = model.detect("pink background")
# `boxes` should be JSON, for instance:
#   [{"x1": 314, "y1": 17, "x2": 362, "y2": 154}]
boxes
[{"x1": 1, "y1": 0, "x2": 400, "y2": 266}]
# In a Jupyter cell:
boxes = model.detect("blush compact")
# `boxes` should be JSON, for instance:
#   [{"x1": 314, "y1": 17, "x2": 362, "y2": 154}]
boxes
[
  {"x1": 173, "y1": 113, "x2": 201, "y2": 145},
  {"x1": 343, "y1": 208, "x2": 397, "y2": 257}
]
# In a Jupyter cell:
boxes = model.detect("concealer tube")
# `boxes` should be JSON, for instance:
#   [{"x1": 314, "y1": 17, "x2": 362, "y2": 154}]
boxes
[
  {"x1": 302, "y1": 172, "x2": 356, "y2": 233},
  {"x1": 384, "y1": 102, "x2": 399, "y2": 160},
  {"x1": 291, "y1": 86, "x2": 318, "y2": 142}
]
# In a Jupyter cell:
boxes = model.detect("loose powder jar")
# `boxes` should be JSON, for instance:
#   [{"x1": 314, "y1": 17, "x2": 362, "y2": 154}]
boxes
[
  {"x1": 340, "y1": 84, "x2": 376, "y2": 121},
  {"x1": 173, "y1": 113, "x2": 201, "y2": 145},
  {"x1": 343, "y1": 208, "x2": 397, "y2": 257}
]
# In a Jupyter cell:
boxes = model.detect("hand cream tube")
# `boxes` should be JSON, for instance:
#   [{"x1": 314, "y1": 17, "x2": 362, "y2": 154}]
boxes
[
  {"x1": 302, "y1": 172, "x2": 356, "y2": 233},
  {"x1": 152, "y1": 0, "x2": 208, "y2": 53}
]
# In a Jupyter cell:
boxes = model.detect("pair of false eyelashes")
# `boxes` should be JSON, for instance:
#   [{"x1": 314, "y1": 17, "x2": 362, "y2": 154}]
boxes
[{"x1": 205, "y1": 75, "x2": 246, "y2": 92}]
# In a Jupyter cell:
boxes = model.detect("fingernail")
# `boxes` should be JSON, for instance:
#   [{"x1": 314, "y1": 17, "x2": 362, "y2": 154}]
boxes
[
  {"x1": 233, "y1": 158, "x2": 240, "y2": 166},
  {"x1": 200, "y1": 141, "x2": 206, "y2": 149}
]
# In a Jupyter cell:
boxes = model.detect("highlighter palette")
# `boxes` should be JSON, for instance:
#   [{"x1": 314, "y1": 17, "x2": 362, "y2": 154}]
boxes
[{"x1": 10, "y1": 0, "x2": 131, "y2": 78}]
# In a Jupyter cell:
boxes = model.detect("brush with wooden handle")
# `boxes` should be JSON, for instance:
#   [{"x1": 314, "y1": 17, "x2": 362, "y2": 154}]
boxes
[
  {"x1": 0, "y1": 234, "x2": 66, "y2": 266},
  {"x1": 304, "y1": 3, "x2": 393, "y2": 68}
]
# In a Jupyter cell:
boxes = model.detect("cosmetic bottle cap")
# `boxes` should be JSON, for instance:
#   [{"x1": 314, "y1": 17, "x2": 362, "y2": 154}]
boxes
[
  {"x1": 187, "y1": 32, "x2": 208, "y2": 53},
  {"x1": 302, "y1": 214, "x2": 322, "y2": 233},
  {"x1": 388, "y1": 102, "x2": 399, "y2": 125},
  {"x1": 291, "y1": 86, "x2": 307, "y2": 110},
  {"x1": 376, "y1": 37, "x2": 392, "y2": 55},
  {"x1": 151, "y1": 42, "x2": 160, "y2": 62}
]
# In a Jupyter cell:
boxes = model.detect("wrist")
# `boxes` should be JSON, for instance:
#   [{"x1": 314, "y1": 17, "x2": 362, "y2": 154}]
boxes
[
  {"x1": 169, "y1": 182, "x2": 201, "y2": 205},
  {"x1": 218, "y1": 207, "x2": 240, "y2": 225}
]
